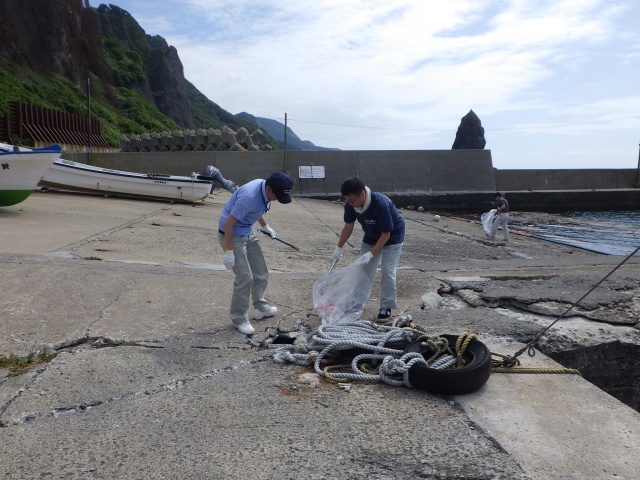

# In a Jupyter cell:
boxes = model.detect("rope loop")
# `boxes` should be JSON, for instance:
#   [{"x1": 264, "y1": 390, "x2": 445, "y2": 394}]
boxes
[
  {"x1": 273, "y1": 320, "x2": 459, "y2": 389},
  {"x1": 454, "y1": 332, "x2": 477, "y2": 366},
  {"x1": 490, "y1": 352, "x2": 581, "y2": 376}
]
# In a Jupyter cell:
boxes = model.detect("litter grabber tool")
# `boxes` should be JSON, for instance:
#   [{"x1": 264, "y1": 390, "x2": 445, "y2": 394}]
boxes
[
  {"x1": 327, "y1": 257, "x2": 339, "y2": 278},
  {"x1": 258, "y1": 229, "x2": 300, "y2": 251},
  {"x1": 317, "y1": 257, "x2": 339, "y2": 296}
]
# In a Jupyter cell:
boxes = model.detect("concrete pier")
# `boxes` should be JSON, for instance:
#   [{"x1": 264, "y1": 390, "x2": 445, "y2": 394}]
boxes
[
  {"x1": 66, "y1": 149, "x2": 640, "y2": 211},
  {"x1": 1, "y1": 189, "x2": 639, "y2": 479}
]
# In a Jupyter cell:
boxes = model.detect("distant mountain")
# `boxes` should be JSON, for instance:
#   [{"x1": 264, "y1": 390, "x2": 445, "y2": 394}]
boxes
[{"x1": 235, "y1": 112, "x2": 338, "y2": 151}]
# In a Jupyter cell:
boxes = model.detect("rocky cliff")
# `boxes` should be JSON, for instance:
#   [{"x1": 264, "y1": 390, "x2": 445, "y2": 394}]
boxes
[
  {"x1": 93, "y1": 4, "x2": 194, "y2": 129},
  {"x1": 0, "y1": 0, "x2": 113, "y2": 86},
  {"x1": 0, "y1": 0, "x2": 275, "y2": 146}
]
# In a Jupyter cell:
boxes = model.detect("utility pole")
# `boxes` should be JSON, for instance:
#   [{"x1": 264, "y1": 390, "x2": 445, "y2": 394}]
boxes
[
  {"x1": 636, "y1": 141, "x2": 640, "y2": 188},
  {"x1": 87, "y1": 77, "x2": 91, "y2": 162},
  {"x1": 283, "y1": 112, "x2": 288, "y2": 173}
]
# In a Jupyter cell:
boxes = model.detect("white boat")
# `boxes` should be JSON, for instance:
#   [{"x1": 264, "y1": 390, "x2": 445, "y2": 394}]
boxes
[
  {"x1": 0, "y1": 143, "x2": 62, "y2": 207},
  {"x1": 39, "y1": 159, "x2": 214, "y2": 203}
]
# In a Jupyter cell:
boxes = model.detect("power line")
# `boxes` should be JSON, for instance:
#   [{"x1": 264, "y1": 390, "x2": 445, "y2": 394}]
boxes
[
  {"x1": 491, "y1": 115, "x2": 640, "y2": 131},
  {"x1": 280, "y1": 114, "x2": 640, "y2": 133},
  {"x1": 285, "y1": 118, "x2": 451, "y2": 131}
]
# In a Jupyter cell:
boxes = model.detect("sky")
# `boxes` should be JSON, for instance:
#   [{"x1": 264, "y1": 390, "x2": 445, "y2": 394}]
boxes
[{"x1": 94, "y1": 0, "x2": 640, "y2": 169}]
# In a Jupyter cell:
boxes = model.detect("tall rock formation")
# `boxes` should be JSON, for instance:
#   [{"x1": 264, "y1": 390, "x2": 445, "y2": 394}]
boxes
[
  {"x1": 94, "y1": 5, "x2": 194, "y2": 129},
  {"x1": 147, "y1": 43, "x2": 193, "y2": 129},
  {"x1": 452, "y1": 110, "x2": 486, "y2": 149}
]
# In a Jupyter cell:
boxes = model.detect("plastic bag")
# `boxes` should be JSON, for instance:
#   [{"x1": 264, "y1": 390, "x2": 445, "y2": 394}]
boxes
[
  {"x1": 312, "y1": 263, "x2": 372, "y2": 325},
  {"x1": 481, "y1": 209, "x2": 497, "y2": 236}
]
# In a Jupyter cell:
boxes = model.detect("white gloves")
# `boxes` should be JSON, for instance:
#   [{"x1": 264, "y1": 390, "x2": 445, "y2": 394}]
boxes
[
  {"x1": 223, "y1": 251, "x2": 235, "y2": 270},
  {"x1": 332, "y1": 247, "x2": 342, "y2": 261},
  {"x1": 262, "y1": 224, "x2": 276, "y2": 238},
  {"x1": 355, "y1": 251, "x2": 373, "y2": 265}
]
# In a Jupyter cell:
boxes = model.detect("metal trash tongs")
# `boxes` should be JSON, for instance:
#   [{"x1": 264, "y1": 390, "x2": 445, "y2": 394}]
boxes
[
  {"x1": 258, "y1": 229, "x2": 300, "y2": 251},
  {"x1": 326, "y1": 257, "x2": 339, "y2": 278},
  {"x1": 318, "y1": 256, "x2": 340, "y2": 296}
]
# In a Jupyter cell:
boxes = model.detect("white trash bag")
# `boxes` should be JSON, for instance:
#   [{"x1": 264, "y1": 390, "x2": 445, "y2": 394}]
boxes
[
  {"x1": 481, "y1": 209, "x2": 497, "y2": 236},
  {"x1": 312, "y1": 263, "x2": 372, "y2": 326}
]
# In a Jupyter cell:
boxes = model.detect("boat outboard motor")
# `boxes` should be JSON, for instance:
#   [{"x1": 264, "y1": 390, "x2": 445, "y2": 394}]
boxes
[{"x1": 198, "y1": 166, "x2": 238, "y2": 193}]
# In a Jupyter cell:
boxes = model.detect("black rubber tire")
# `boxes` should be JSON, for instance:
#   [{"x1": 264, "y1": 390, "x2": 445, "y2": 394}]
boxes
[{"x1": 405, "y1": 334, "x2": 492, "y2": 395}]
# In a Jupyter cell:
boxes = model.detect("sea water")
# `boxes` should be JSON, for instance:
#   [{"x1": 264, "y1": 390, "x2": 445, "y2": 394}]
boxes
[{"x1": 520, "y1": 210, "x2": 640, "y2": 255}]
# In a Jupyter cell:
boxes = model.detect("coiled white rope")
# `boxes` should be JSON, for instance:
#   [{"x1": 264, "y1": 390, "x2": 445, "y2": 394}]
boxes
[{"x1": 273, "y1": 317, "x2": 455, "y2": 388}]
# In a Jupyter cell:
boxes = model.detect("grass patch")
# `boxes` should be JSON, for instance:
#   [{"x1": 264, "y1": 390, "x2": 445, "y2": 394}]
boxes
[{"x1": 0, "y1": 347, "x2": 57, "y2": 376}]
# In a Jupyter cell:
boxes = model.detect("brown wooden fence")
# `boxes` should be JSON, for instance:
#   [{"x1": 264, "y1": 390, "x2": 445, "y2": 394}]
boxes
[{"x1": 0, "y1": 101, "x2": 111, "y2": 152}]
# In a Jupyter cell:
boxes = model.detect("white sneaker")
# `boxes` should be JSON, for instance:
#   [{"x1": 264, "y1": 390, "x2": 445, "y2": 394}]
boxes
[
  {"x1": 235, "y1": 321, "x2": 255, "y2": 335},
  {"x1": 251, "y1": 306, "x2": 278, "y2": 320}
]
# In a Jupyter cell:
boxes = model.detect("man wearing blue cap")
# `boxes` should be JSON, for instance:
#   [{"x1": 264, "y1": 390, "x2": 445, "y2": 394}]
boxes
[{"x1": 218, "y1": 172, "x2": 294, "y2": 334}]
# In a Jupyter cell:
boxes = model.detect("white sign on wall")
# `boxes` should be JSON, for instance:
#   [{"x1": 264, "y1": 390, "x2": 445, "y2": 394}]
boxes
[{"x1": 299, "y1": 165, "x2": 325, "y2": 179}]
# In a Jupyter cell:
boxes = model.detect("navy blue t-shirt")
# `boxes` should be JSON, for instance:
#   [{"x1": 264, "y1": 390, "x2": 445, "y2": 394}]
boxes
[
  {"x1": 497, "y1": 198, "x2": 509, "y2": 213},
  {"x1": 344, "y1": 191, "x2": 405, "y2": 245}
]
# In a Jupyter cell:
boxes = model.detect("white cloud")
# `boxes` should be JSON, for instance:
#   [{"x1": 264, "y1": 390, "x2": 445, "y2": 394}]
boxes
[{"x1": 108, "y1": 0, "x2": 640, "y2": 168}]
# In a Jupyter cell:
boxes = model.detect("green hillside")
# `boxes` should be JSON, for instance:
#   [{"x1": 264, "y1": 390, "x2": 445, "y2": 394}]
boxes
[
  {"x1": 0, "y1": 62, "x2": 179, "y2": 146},
  {"x1": 0, "y1": 3, "x2": 279, "y2": 150}
]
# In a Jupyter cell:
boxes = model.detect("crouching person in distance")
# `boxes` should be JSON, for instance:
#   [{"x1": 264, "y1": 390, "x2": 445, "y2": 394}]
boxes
[
  {"x1": 218, "y1": 172, "x2": 294, "y2": 335},
  {"x1": 332, "y1": 177, "x2": 405, "y2": 322}
]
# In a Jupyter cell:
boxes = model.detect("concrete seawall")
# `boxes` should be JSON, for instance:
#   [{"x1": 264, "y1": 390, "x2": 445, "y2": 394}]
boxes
[
  {"x1": 496, "y1": 168, "x2": 638, "y2": 190},
  {"x1": 390, "y1": 189, "x2": 640, "y2": 212},
  {"x1": 64, "y1": 150, "x2": 640, "y2": 211},
  {"x1": 66, "y1": 149, "x2": 496, "y2": 194}
]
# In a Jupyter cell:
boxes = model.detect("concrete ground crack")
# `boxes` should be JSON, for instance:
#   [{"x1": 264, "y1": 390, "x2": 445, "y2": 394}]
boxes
[
  {"x1": 86, "y1": 279, "x2": 138, "y2": 336},
  {"x1": 0, "y1": 255, "x2": 223, "y2": 279},
  {"x1": 51, "y1": 401, "x2": 104, "y2": 417},
  {"x1": 452, "y1": 289, "x2": 638, "y2": 328},
  {"x1": 48, "y1": 336, "x2": 148, "y2": 351},
  {"x1": 1, "y1": 355, "x2": 269, "y2": 427},
  {"x1": 56, "y1": 204, "x2": 176, "y2": 255},
  {"x1": 0, "y1": 365, "x2": 48, "y2": 426},
  {"x1": 0, "y1": 337, "x2": 170, "y2": 427}
]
